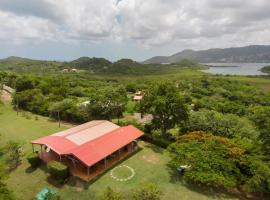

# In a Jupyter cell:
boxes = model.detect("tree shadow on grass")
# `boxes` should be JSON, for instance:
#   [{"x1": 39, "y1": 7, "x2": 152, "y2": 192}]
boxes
[
  {"x1": 46, "y1": 176, "x2": 64, "y2": 189},
  {"x1": 143, "y1": 142, "x2": 164, "y2": 154},
  {"x1": 25, "y1": 166, "x2": 37, "y2": 173}
]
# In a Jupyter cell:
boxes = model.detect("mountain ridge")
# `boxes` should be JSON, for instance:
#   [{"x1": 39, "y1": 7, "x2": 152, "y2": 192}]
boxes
[{"x1": 144, "y1": 45, "x2": 270, "y2": 64}]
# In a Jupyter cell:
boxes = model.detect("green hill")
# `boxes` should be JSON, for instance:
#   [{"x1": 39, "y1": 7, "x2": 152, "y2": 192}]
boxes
[
  {"x1": 260, "y1": 66, "x2": 270, "y2": 74},
  {"x1": 145, "y1": 45, "x2": 270, "y2": 63},
  {"x1": 0, "y1": 56, "x2": 204, "y2": 75}
]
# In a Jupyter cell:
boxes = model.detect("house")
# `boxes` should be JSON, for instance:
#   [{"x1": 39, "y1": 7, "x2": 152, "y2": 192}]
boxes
[
  {"x1": 135, "y1": 91, "x2": 142, "y2": 95},
  {"x1": 78, "y1": 100, "x2": 90, "y2": 107},
  {"x1": 133, "y1": 95, "x2": 143, "y2": 101},
  {"x1": 133, "y1": 91, "x2": 143, "y2": 101},
  {"x1": 62, "y1": 68, "x2": 69, "y2": 72},
  {"x1": 31, "y1": 120, "x2": 143, "y2": 181},
  {"x1": 61, "y1": 68, "x2": 77, "y2": 73}
]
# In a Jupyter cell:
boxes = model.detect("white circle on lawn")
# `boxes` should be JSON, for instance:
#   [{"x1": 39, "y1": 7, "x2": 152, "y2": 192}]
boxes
[{"x1": 110, "y1": 165, "x2": 135, "y2": 182}]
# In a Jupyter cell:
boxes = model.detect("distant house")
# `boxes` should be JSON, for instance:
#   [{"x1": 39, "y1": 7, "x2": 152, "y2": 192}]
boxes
[
  {"x1": 31, "y1": 120, "x2": 143, "y2": 181},
  {"x1": 2, "y1": 84, "x2": 15, "y2": 94},
  {"x1": 133, "y1": 91, "x2": 143, "y2": 101},
  {"x1": 133, "y1": 95, "x2": 143, "y2": 101},
  {"x1": 62, "y1": 68, "x2": 69, "y2": 72},
  {"x1": 135, "y1": 91, "x2": 142, "y2": 95},
  {"x1": 61, "y1": 68, "x2": 77, "y2": 73},
  {"x1": 78, "y1": 100, "x2": 90, "y2": 107}
]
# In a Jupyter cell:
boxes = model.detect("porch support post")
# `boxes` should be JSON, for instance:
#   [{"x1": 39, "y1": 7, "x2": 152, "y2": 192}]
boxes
[
  {"x1": 59, "y1": 155, "x2": 62, "y2": 161},
  {"x1": 72, "y1": 160, "x2": 75, "y2": 168},
  {"x1": 104, "y1": 158, "x2": 107, "y2": 168},
  {"x1": 87, "y1": 167, "x2": 90, "y2": 176},
  {"x1": 32, "y1": 143, "x2": 34, "y2": 153},
  {"x1": 40, "y1": 145, "x2": 42, "y2": 158}
]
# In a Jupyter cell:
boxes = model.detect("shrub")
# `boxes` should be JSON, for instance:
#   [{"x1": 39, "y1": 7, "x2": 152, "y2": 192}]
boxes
[
  {"x1": 47, "y1": 161, "x2": 69, "y2": 183},
  {"x1": 141, "y1": 133, "x2": 172, "y2": 148},
  {"x1": 132, "y1": 183, "x2": 162, "y2": 200},
  {"x1": 101, "y1": 187, "x2": 123, "y2": 200},
  {"x1": 27, "y1": 152, "x2": 41, "y2": 168}
]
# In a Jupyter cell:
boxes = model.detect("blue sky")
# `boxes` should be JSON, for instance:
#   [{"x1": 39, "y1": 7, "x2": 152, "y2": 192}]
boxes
[{"x1": 0, "y1": 0, "x2": 270, "y2": 61}]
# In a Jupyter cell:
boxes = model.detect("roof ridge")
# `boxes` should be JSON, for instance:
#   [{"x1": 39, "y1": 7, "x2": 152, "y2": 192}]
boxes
[
  {"x1": 54, "y1": 120, "x2": 108, "y2": 138},
  {"x1": 71, "y1": 126, "x2": 125, "y2": 153}
]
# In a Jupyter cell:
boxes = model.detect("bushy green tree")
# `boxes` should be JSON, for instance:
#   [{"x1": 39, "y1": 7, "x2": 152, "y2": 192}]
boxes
[
  {"x1": 87, "y1": 86, "x2": 128, "y2": 121},
  {"x1": 183, "y1": 109, "x2": 258, "y2": 140},
  {"x1": 140, "y1": 81, "x2": 188, "y2": 136},
  {"x1": 167, "y1": 131, "x2": 270, "y2": 195},
  {"x1": 27, "y1": 152, "x2": 41, "y2": 168},
  {"x1": 47, "y1": 161, "x2": 69, "y2": 184},
  {"x1": 4, "y1": 141, "x2": 23, "y2": 171},
  {"x1": 101, "y1": 187, "x2": 123, "y2": 200},
  {"x1": 132, "y1": 183, "x2": 162, "y2": 200},
  {"x1": 15, "y1": 76, "x2": 35, "y2": 92},
  {"x1": 0, "y1": 181, "x2": 15, "y2": 200},
  {"x1": 249, "y1": 106, "x2": 270, "y2": 158}
]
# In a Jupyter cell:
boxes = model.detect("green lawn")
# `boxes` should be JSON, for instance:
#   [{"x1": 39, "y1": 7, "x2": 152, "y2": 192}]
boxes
[{"x1": 0, "y1": 104, "x2": 240, "y2": 200}]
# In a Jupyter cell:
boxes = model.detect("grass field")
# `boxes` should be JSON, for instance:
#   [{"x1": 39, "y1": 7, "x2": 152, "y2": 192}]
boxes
[{"x1": 0, "y1": 103, "x2": 240, "y2": 200}]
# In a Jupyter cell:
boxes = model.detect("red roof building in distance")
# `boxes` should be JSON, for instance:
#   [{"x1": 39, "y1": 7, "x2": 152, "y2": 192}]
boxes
[{"x1": 31, "y1": 120, "x2": 144, "y2": 181}]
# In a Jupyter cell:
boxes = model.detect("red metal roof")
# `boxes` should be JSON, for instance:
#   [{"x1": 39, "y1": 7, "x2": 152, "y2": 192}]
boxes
[
  {"x1": 32, "y1": 136, "x2": 77, "y2": 155},
  {"x1": 71, "y1": 125, "x2": 143, "y2": 166},
  {"x1": 31, "y1": 121, "x2": 143, "y2": 167}
]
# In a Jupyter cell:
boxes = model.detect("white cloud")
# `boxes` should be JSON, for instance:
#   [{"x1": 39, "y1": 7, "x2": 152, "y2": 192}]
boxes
[{"x1": 0, "y1": 0, "x2": 270, "y2": 50}]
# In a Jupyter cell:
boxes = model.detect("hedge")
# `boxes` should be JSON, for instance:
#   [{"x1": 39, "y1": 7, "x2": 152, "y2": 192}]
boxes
[
  {"x1": 27, "y1": 152, "x2": 41, "y2": 168},
  {"x1": 47, "y1": 161, "x2": 69, "y2": 183},
  {"x1": 141, "y1": 133, "x2": 172, "y2": 148}
]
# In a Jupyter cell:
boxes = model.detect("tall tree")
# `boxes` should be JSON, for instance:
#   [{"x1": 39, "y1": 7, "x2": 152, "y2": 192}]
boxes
[
  {"x1": 140, "y1": 81, "x2": 188, "y2": 136},
  {"x1": 87, "y1": 86, "x2": 128, "y2": 121},
  {"x1": 4, "y1": 141, "x2": 23, "y2": 171}
]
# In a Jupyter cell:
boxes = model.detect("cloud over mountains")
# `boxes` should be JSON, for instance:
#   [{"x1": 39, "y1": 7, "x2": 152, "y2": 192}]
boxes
[{"x1": 0, "y1": 0, "x2": 270, "y2": 59}]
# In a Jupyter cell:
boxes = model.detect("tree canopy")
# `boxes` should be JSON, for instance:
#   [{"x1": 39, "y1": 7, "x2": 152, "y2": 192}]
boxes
[
  {"x1": 167, "y1": 131, "x2": 270, "y2": 195},
  {"x1": 140, "y1": 81, "x2": 188, "y2": 135}
]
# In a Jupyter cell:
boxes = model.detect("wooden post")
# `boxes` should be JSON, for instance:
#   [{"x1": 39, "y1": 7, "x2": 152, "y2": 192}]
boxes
[
  {"x1": 32, "y1": 144, "x2": 34, "y2": 153},
  {"x1": 87, "y1": 167, "x2": 90, "y2": 176},
  {"x1": 59, "y1": 155, "x2": 62, "y2": 161},
  {"x1": 40, "y1": 145, "x2": 42, "y2": 158},
  {"x1": 104, "y1": 158, "x2": 107, "y2": 168}
]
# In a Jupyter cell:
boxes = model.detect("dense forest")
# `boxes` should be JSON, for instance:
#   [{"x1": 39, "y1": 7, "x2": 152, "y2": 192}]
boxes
[{"x1": 0, "y1": 59, "x2": 270, "y2": 199}]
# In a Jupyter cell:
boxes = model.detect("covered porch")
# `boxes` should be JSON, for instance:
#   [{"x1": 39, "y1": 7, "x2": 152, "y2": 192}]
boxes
[{"x1": 32, "y1": 141, "x2": 139, "y2": 181}]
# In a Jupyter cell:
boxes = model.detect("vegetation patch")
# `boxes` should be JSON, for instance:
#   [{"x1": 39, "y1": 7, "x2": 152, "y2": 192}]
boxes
[
  {"x1": 167, "y1": 131, "x2": 270, "y2": 195},
  {"x1": 47, "y1": 161, "x2": 69, "y2": 184},
  {"x1": 27, "y1": 152, "x2": 41, "y2": 168}
]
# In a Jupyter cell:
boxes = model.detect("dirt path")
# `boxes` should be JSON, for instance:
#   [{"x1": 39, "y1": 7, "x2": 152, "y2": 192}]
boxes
[{"x1": 0, "y1": 90, "x2": 12, "y2": 104}]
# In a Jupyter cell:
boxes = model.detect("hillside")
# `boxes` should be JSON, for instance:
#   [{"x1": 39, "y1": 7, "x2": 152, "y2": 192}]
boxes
[
  {"x1": 0, "y1": 56, "x2": 204, "y2": 75},
  {"x1": 144, "y1": 45, "x2": 270, "y2": 64},
  {"x1": 260, "y1": 65, "x2": 270, "y2": 74},
  {"x1": 0, "y1": 56, "x2": 63, "y2": 72}
]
